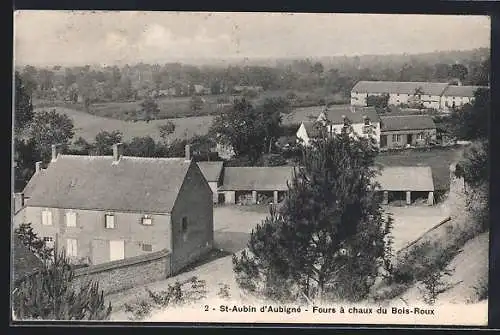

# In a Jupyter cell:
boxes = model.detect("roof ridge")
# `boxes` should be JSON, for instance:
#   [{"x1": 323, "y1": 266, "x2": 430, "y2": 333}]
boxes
[{"x1": 60, "y1": 154, "x2": 188, "y2": 161}]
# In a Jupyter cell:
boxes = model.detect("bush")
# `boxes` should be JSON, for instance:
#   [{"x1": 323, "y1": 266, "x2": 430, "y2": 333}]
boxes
[
  {"x1": 12, "y1": 251, "x2": 111, "y2": 320},
  {"x1": 124, "y1": 277, "x2": 207, "y2": 320}
]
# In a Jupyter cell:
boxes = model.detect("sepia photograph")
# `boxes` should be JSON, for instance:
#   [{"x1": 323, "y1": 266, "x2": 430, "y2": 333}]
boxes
[{"x1": 11, "y1": 11, "x2": 490, "y2": 325}]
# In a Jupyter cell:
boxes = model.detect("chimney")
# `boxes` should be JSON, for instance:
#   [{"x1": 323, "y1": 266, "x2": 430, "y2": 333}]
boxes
[
  {"x1": 51, "y1": 144, "x2": 60, "y2": 162},
  {"x1": 35, "y1": 161, "x2": 42, "y2": 173},
  {"x1": 185, "y1": 144, "x2": 191, "y2": 161},
  {"x1": 113, "y1": 143, "x2": 124, "y2": 162}
]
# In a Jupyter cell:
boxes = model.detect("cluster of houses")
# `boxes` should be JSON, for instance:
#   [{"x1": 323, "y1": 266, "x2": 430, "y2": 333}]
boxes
[
  {"x1": 296, "y1": 105, "x2": 438, "y2": 150},
  {"x1": 350, "y1": 80, "x2": 487, "y2": 113}
]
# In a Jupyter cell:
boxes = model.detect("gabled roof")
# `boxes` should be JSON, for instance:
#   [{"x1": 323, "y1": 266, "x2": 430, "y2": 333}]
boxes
[
  {"x1": 301, "y1": 121, "x2": 323, "y2": 138},
  {"x1": 375, "y1": 166, "x2": 434, "y2": 192},
  {"x1": 220, "y1": 166, "x2": 296, "y2": 191},
  {"x1": 441, "y1": 85, "x2": 488, "y2": 97},
  {"x1": 23, "y1": 170, "x2": 46, "y2": 198},
  {"x1": 352, "y1": 81, "x2": 449, "y2": 96},
  {"x1": 13, "y1": 236, "x2": 44, "y2": 282},
  {"x1": 25, "y1": 155, "x2": 194, "y2": 213},
  {"x1": 380, "y1": 115, "x2": 436, "y2": 132},
  {"x1": 320, "y1": 106, "x2": 379, "y2": 125},
  {"x1": 197, "y1": 161, "x2": 224, "y2": 182}
]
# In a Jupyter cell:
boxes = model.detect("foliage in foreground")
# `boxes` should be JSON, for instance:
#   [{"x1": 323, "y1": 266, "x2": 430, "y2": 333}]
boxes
[
  {"x1": 233, "y1": 127, "x2": 393, "y2": 303},
  {"x1": 124, "y1": 276, "x2": 207, "y2": 320},
  {"x1": 12, "y1": 250, "x2": 111, "y2": 320}
]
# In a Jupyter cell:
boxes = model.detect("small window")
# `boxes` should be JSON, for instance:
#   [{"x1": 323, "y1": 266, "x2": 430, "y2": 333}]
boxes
[
  {"x1": 141, "y1": 215, "x2": 153, "y2": 226},
  {"x1": 105, "y1": 214, "x2": 115, "y2": 229},
  {"x1": 182, "y1": 217, "x2": 188, "y2": 241},
  {"x1": 417, "y1": 133, "x2": 424, "y2": 141},
  {"x1": 392, "y1": 134, "x2": 402, "y2": 142},
  {"x1": 66, "y1": 238, "x2": 78, "y2": 257},
  {"x1": 42, "y1": 210, "x2": 52, "y2": 226},
  {"x1": 66, "y1": 211, "x2": 76, "y2": 227},
  {"x1": 364, "y1": 118, "x2": 370, "y2": 126},
  {"x1": 142, "y1": 244, "x2": 153, "y2": 252}
]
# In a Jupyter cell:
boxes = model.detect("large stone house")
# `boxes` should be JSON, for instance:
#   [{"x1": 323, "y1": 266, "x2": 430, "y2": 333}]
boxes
[
  {"x1": 14, "y1": 144, "x2": 213, "y2": 273},
  {"x1": 379, "y1": 115, "x2": 437, "y2": 149},
  {"x1": 351, "y1": 80, "x2": 488, "y2": 112}
]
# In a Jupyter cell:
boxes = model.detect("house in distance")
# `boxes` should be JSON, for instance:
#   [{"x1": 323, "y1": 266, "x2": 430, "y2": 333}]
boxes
[{"x1": 14, "y1": 144, "x2": 214, "y2": 274}]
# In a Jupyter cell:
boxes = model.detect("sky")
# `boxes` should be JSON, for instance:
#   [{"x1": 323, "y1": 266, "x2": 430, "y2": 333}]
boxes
[{"x1": 14, "y1": 11, "x2": 491, "y2": 66}]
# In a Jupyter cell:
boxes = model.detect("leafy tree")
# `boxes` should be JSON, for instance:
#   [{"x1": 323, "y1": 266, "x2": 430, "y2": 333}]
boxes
[
  {"x1": 28, "y1": 109, "x2": 75, "y2": 162},
  {"x1": 233, "y1": 128, "x2": 391, "y2": 303},
  {"x1": 94, "y1": 130, "x2": 123, "y2": 155},
  {"x1": 366, "y1": 94, "x2": 389, "y2": 109},
  {"x1": 14, "y1": 138, "x2": 41, "y2": 191},
  {"x1": 312, "y1": 62, "x2": 324, "y2": 79},
  {"x1": 158, "y1": 121, "x2": 176, "y2": 143},
  {"x1": 257, "y1": 98, "x2": 286, "y2": 153},
  {"x1": 14, "y1": 223, "x2": 53, "y2": 261},
  {"x1": 455, "y1": 140, "x2": 488, "y2": 188},
  {"x1": 125, "y1": 136, "x2": 157, "y2": 157},
  {"x1": 15, "y1": 71, "x2": 34, "y2": 133},
  {"x1": 139, "y1": 97, "x2": 160, "y2": 123},
  {"x1": 12, "y1": 250, "x2": 112, "y2": 320},
  {"x1": 450, "y1": 63, "x2": 469, "y2": 82},
  {"x1": 209, "y1": 98, "x2": 268, "y2": 165},
  {"x1": 448, "y1": 87, "x2": 489, "y2": 141}
]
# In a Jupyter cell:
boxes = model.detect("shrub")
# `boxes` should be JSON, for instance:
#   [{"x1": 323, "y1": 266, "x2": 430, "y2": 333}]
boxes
[
  {"x1": 12, "y1": 251, "x2": 111, "y2": 320},
  {"x1": 471, "y1": 277, "x2": 488, "y2": 302},
  {"x1": 124, "y1": 276, "x2": 207, "y2": 320}
]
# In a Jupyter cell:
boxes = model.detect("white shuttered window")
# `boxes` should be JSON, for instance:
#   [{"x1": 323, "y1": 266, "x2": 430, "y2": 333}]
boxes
[
  {"x1": 42, "y1": 210, "x2": 52, "y2": 226},
  {"x1": 66, "y1": 239, "x2": 78, "y2": 257},
  {"x1": 66, "y1": 211, "x2": 77, "y2": 227}
]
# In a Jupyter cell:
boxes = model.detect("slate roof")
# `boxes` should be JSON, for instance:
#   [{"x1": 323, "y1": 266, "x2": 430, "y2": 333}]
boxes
[
  {"x1": 441, "y1": 85, "x2": 487, "y2": 97},
  {"x1": 352, "y1": 81, "x2": 449, "y2": 96},
  {"x1": 301, "y1": 121, "x2": 323, "y2": 138},
  {"x1": 197, "y1": 161, "x2": 224, "y2": 182},
  {"x1": 25, "y1": 155, "x2": 194, "y2": 213},
  {"x1": 321, "y1": 106, "x2": 380, "y2": 125},
  {"x1": 220, "y1": 166, "x2": 296, "y2": 191},
  {"x1": 380, "y1": 115, "x2": 436, "y2": 132},
  {"x1": 375, "y1": 166, "x2": 434, "y2": 192},
  {"x1": 12, "y1": 236, "x2": 44, "y2": 283},
  {"x1": 23, "y1": 170, "x2": 46, "y2": 199}
]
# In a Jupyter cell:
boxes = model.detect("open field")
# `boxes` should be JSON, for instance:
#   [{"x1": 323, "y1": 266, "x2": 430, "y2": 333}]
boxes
[{"x1": 34, "y1": 107, "x2": 213, "y2": 142}]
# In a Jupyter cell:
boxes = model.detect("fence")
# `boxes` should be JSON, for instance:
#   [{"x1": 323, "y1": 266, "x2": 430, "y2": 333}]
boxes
[{"x1": 72, "y1": 249, "x2": 171, "y2": 295}]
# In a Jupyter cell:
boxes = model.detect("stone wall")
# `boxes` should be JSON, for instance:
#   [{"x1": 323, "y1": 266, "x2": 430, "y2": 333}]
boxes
[{"x1": 72, "y1": 249, "x2": 171, "y2": 295}]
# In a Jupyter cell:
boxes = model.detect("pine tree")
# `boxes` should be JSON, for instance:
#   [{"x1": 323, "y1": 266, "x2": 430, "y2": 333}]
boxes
[
  {"x1": 233, "y1": 127, "x2": 392, "y2": 303},
  {"x1": 12, "y1": 250, "x2": 112, "y2": 320}
]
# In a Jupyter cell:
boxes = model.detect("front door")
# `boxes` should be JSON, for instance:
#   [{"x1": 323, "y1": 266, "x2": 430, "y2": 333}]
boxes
[
  {"x1": 109, "y1": 240, "x2": 125, "y2": 261},
  {"x1": 407, "y1": 134, "x2": 413, "y2": 145},
  {"x1": 380, "y1": 135, "x2": 387, "y2": 148}
]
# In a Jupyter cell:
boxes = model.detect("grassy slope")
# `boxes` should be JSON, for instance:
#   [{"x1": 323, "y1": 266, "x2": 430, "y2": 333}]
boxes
[{"x1": 34, "y1": 106, "x2": 214, "y2": 142}]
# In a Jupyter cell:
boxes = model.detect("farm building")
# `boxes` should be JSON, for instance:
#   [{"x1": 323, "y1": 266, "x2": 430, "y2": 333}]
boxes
[
  {"x1": 296, "y1": 106, "x2": 381, "y2": 146},
  {"x1": 14, "y1": 144, "x2": 213, "y2": 274},
  {"x1": 375, "y1": 166, "x2": 435, "y2": 206},
  {"x1": 219, "y1": 166, "x2": 296, "y2": 205},
  {"x1": 440, "y1": 85, "x2": 488, "y2": 112},
  {"x1": 351, "y1": 81, "x2": 449, "y2": 109},
  {"x1": 197, "y1": 161, "x2": 224, "y2": 204},
  {"x1": 379, "y1": 115, "x2": 437, "y2": 149},
  {"x1": 295, "y1": 121, "x2": 324, "y2": 146}
]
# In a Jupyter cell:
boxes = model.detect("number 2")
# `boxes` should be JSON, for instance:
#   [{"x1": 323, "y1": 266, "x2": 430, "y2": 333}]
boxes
[{"x1": 204, "y1": 305, "x2": 209, "y2": 311}]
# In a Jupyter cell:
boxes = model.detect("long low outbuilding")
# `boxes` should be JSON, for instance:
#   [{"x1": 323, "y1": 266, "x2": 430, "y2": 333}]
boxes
[
  {"x1": 375, "y1": 166, "x2": 435, "y2": 205},
  {"x1": 218, "y1": 166, "x2": 296, "y2": 205}
]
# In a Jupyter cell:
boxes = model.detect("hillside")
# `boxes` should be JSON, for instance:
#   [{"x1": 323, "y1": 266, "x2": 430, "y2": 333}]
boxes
[{"x1": 33, "y1": 107, "x2": 213, "y2": 142}]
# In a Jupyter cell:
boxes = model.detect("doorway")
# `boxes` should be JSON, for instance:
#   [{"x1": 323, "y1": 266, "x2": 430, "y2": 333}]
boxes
[
  {"x1": 380, "y1": 135, "x2": 387, "y2": 148},
  {"x1": 407, "y1": 134, "x2": 413, "y2": 145},
  {"x1": 109, "y1": 240, "x2": 125, "y2": 261}
]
